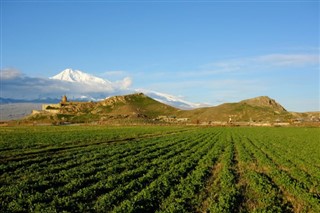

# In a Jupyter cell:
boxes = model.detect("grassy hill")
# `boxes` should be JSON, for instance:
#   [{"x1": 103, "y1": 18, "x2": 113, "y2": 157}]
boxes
[
  {"x1": 179, "y1": 97, "x2": 292, "y2": 123},
  {"x1": 26, "y1": 93, "x2": 180, "y2": 124},
  {"x1": 22, "y1": 93, "x2": 317, "y2": 125},
  {"x1": 92, "y1": 93, "x2": 179, "y2": 118}
]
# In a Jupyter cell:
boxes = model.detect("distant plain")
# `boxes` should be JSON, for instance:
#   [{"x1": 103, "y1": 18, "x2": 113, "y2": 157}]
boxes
[{"x1": 0, "y1": 103, "x2": 42, "y2": 121}]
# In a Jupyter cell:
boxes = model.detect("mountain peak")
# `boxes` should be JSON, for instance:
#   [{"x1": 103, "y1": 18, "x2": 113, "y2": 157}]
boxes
[
  {"x1": 50, "y1": 68, "x2": 110, "y2": 85},
  {"x1": 47, "y1": 69, "x2": 203, "y2": 109},
  {"x1": 240, "y1": 96, "x2": 286, "y2": 112}
]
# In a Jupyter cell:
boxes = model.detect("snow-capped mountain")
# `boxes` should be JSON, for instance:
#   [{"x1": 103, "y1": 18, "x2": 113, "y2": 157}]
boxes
[
  {"x1": 50, "y1": 68, "x2": 111, "y2": 85},
  {"x1": 135, "y1": 89, "x2": 210, "y2": 109},
  {"x1": 49, "y1": 68, "x2": 207, "y2": 109},
  {"x1": 50, "y1": 68, "x2": 116, "y2": 93},
  {"x1": 7, "y1": 68, "x2": 207, "y2": 109}
]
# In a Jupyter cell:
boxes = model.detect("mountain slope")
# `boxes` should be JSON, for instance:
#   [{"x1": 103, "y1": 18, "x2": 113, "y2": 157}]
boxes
[
  {"x1": 92, "y1": 93, "x2": 179, "y2": 118},
  {"x1": 135, "y1": 89, "x2": 209, "y2": 109}
]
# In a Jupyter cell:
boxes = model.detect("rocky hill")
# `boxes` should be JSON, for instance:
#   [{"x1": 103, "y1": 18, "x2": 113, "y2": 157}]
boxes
[
  {"x1": 179, "y1": 96, "x2": 291, "y2": 123},
  {"x1": 240, "y1": 96, "x2": 286, "y2": 112}
]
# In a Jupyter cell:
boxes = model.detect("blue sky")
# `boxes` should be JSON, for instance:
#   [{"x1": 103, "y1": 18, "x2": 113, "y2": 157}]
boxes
[{"x1": 1, "y1": 1, "x2": 319, "y2": 112}]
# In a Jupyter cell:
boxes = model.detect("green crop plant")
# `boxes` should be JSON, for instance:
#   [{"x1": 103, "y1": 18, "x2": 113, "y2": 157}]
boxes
[{"x1": 0, "y1": 126, "x2": 319, "y2": 212}]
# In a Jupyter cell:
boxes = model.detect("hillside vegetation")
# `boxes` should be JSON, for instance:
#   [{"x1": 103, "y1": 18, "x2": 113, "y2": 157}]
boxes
[
  {"x1": 26, "y1": 93, "x2": 179, "y2": 124},
  {"x1": 21, "y1": 93, "x2": 318, "y2": 125},
  {"x1": 93, "y1": 93, "x2": 179, "y2": 118},
  {"x1": 180, "y1": 96, "x2": 292, "y2": 123}
]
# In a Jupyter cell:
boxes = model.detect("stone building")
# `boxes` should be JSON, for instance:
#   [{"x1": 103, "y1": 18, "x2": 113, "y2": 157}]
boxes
[
  {"x1": 61, "y1": 95, "x2": 67, "y2": 103},
  {"x1": 42, "y1": 95, "x2": 69, "y2": 113}
]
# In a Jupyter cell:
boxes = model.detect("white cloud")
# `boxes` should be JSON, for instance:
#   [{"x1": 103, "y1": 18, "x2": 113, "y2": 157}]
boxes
[
  {"x1": 145, "y1": 53, "x2": 318, "y2": 81},
  {"x1": 1, "y1": 69, "x2": 133, "y2": 100},
  {"x1": 144, "y1": 78, "x2": 267, "y2": 106},
  {"x1": 0, "y1": 68, "x2": 23, "y2": 80},
  {"x1": 196, "y1": 53, "x2": 320, "y2": 76},
  {"x1": 101, "y1": 70, "x2": 127, "y2": 77},
  {"x1": 114, "y1": 77, "x2": 132, "y2": 90},
  {"x1": 255, "y1": 54, "x2": 319, "y2": 66}
]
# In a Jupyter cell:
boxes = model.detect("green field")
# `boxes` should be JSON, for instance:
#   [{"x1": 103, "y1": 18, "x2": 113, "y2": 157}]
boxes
[{"x1": 1, "y1": 126, "x2": 319, "y2": 212}]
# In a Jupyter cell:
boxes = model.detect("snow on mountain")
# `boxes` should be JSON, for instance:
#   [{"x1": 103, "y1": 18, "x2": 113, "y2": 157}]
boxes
[
  {"x1": 50, "y1": 68, "x2": 111, "y2": 85},
  {"x1": 135, "y1": 89, "x2": 210, "y2": 109},
  {"x1": 48, "y1": 69, "x2": 208, "y2": 109}
]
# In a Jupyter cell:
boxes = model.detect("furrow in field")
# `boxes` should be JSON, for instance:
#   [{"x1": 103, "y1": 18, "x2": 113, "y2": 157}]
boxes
[
  {"x1": 51, "y1": 138, "x2": 205, "y2": 212},
  {"x1": 251, "y1": 137, "x2": 320, "y2": 196},
  {"x1": 0, "y1": 129, "x2": 193, "y2": 161},
  {"x1": 1, "y1": 131, "x2": 216, "y2": 212},
  {"x1": 244, "y1": 136, "x2": 320, "y2": 212},
  {"x1": 200, "y1": 131, "x2": 241, "y2": 213},
  {"x1": 1, "y1": 132, "x2": 186, "y2": 175},
  {"x1": 92, "y1": 133, "x2": 221, "y2": 212},
  {"x1": 231, "y1": 133, "x2": 247, "y2": 213},
  {"x1": 111, "y1": 132, "x2": 219, "y2": 213},
  {"x1": 235, "y1": 134, "x2": 292, "y2": 212},
  {"x1": 195, "y1": 132, "x2": 228, "y2": 213},
  {"x1": 155, "y1": 131, "x2": 225, "y2": 212},
  {"x1": 0, "y1": 133, "x2": 194, "y2": 207},
  {"x1": 1, "y1": 127, "x2": 319, "y2": 212},
  {"x1": 262, "y1": 138, "x2": 320, "y2": 175}
]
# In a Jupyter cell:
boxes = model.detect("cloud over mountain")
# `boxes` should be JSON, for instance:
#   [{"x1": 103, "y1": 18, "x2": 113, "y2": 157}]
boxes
[
  {"x1": 0, "y1": 68, "x2": 202, "y2": 109},
  {"x1": 0, "y1": 68, "x2": 132, "y2": 100},
  {"x1": 1, "y1": 68, "x2": 23, "y2": 80}
]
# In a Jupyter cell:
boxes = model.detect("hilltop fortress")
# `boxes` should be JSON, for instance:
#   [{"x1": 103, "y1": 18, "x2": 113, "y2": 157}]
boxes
[
  {"x1": 41, "y1": 95, "x2": 71, "y2": 113},
  {"x1": 33, "y1": 95, "x2": 95, "y2": 115}
]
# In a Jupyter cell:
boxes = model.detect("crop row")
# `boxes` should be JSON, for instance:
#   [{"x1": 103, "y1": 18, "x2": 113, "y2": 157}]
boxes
[
  {"x1": 1, "y1": 126, "x2": 319, "y2": 212},
  {"x1": 236, "y1": 128, "x2": 320, "y2": 212},
  {"x1": 1, "y1": 128, "x2": 220, "y2": 212}
]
